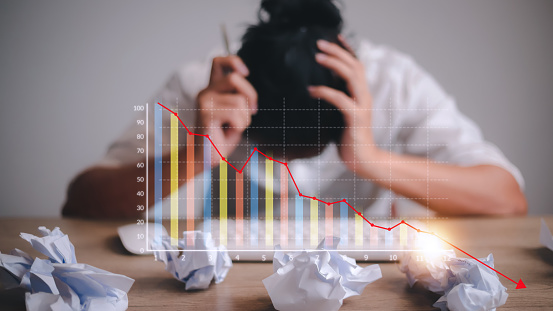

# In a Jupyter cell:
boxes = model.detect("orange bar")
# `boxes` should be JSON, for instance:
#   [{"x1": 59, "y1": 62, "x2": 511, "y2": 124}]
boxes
[
  {"x1": 370, "y1": 226, "x2": 379, "y2": 247},
  {"x1": 170, "y1": 115, "x2": 178, "y2": 246},
  {"x1": 187, "y1": 135, "x2": 194, "y2": 245},
  {"x1": 236, "y1": 171, "x2": 243, "y2": 246},
  {"x1": 280, "y1": 165, "x2": 288, "y2": 246}
]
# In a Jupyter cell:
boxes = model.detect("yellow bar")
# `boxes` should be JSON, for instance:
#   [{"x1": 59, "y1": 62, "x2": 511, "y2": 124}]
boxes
[
  {"x1": 355, "y1": 211, "x2": 363, "y2": 246},
  {"x1": 400, "y1": 223, "x2": 407, "y2": 246},
  {"x1": 310, "y1": 199, "x2": 318, "y2": 247},
  {"x1": 220, "y1": 159, "x2": 227, "y2": 245},
  {"x1": 170, "y1": 115, "x2": 179, "y2": 246},
  {"x1": 265, "y1": 152, "x2": 273, "y2": 246}
]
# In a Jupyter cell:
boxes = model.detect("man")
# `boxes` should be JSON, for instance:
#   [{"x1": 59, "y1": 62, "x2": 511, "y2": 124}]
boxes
[{"x1": 62, "y1": 0, "x2": 526, "y2": 219}]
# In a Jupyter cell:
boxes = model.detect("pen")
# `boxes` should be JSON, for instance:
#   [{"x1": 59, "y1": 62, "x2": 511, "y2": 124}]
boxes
[
  {"x1": 220, "y1": 23, "x2": 233, "y2": 77},
  {"x1": 221, "y1": 23, "x2": 231, "y2": 56}
]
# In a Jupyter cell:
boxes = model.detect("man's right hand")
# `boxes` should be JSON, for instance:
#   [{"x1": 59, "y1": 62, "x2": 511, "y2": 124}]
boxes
[{"x1": 196, "y1": 55, "x2": 258, "y2": 167}]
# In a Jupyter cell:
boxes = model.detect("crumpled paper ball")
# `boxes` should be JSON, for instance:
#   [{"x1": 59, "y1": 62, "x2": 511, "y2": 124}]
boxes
[
  {"x1": 433, "y1": 254, "x2": 508, "y2": 311},
  {"x1": 398, "y1": 249, "x2": 456, "y2": 294},
  {"x1": 151, "y1": 231, "x2": 232, "y2": 290},
  {"x1": 263, "y1": 237, "x2": 382, "y2": 311},
  {"x1": 0, "y1": 226, "x2": 135, "y2": 311},
  {"x1": 399, "y1": 250, "x2": 508, "y2": 311}
]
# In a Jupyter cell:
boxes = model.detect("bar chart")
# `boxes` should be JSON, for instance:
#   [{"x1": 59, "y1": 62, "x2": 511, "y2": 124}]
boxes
[
  {"x1": 147, "y1": 102, "x2": 419, "y2": 253},
  {"x1": 139, "y1": 102, "x2": 524, "y2": 288}
]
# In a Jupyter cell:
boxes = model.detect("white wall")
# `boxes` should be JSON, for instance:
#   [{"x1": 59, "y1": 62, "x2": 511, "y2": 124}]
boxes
[{"x1": 0, "y1": 0, "x2": 552, "y2": 217}]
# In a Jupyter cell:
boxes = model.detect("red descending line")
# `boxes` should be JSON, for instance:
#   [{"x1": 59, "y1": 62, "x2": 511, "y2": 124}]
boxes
[{"x1": 157, "y1": 103, "x2": 525, "y2": 289}]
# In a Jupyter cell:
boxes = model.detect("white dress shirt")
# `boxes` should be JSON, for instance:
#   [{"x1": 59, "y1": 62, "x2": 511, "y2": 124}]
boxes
[{"x1": 98, "y1": 39, "x2": 524, "y2": 219}]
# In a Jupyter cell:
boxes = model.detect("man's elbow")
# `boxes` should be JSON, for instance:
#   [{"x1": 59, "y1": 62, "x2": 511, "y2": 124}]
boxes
[
  {"x1": 62, "y1": 168, "x2": 119, "y2": 219},
  {"x1": 506, "y1": 190, "x2": 527, "y2": 215},
  {"x1": 63, "y1": 167, "x2": 140, "y2": 219},
  {"x1": 491, "y1": 177, "x2": 527, "y2": 216},
  {"x1": 62, "y1": 170, "x2": 95, "y2": 218}
]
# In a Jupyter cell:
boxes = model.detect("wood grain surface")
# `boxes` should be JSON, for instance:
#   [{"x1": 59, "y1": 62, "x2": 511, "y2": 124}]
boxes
[{"x1": 1, "y1": 217, "x2": 552, "y2": 310}]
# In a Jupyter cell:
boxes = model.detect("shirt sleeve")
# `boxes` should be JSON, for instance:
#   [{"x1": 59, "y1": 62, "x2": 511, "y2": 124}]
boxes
[{"x1": 393, "y1": 56, "x2": 525, "y2": 189}]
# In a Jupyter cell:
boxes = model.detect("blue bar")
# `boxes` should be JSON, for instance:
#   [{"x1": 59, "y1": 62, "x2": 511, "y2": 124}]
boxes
[
  {"x1": 385, "y1": 229, "x2": 392, "y2": 247},
  {"x1": 340, "y1": 201, "x2": 348, "y2": 246},
  {"x1": 250, "y1": 150, "x2": 258, "y2": 246},
  {"x1": 154, "y1": 103, "x2": 163, "y2": 245},
  {"x1": 295, "y1": 195, "x2": 303, "y2": 247},
  {"x1": 203, "y1": 137, "x2": 212, "y2": 233}
]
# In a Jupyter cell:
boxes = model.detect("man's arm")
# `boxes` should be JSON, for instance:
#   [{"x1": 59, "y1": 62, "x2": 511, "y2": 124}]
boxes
[
  {"x1": 309, "y1": 38, "x2": 527, "y2": 216},
  {"x1": 362, "y1": 151, "x2": 527, "y2": 215},
  {"x1": 62, "y1": 147, "x2": 198, "y2": 219}
]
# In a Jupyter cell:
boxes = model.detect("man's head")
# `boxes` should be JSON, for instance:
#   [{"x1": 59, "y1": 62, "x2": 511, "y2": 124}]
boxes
[{"x1": 238, "y1": 0, "x2": 348, "y2": 160}]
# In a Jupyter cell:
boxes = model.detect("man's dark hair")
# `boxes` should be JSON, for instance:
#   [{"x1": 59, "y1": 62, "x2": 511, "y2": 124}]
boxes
[{"x1": 237, "y1": 0, "x2": 348, "y2": 157}]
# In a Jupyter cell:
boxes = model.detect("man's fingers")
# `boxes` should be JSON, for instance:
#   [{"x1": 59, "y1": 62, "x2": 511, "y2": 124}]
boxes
[
  {"x1": 213, "y1": 72, "x2": 258, "y2": 114},
  {"x1": 315, "y1": 53, "x2": 364, "y2": 99},
  {"x1": 210, "y1": 55, "x2": 250, "y2": 83},
  {"x1": 315, "y1": 53, "x2": 353, "y2": 83},
  {"x1": 317, "y1": 40, "x2": 357, "y2": 68},
  {"x1": 307, "y1": 85, "x2": 355, "y2": 113},
  {"x1": 337, "y1": 34, "x2": 356, "y2": 57},
  {"x1": 315, "y1": 41, "x2": 368, "y2": 101}
]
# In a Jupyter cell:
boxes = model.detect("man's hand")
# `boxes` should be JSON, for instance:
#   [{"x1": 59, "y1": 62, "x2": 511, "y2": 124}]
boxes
[
  {"x1": 196, "y1": 55, "x2": 258, "y2": 166},
  {"x1": 308, "y1": 38, "x2": 380, "y2": 175}
]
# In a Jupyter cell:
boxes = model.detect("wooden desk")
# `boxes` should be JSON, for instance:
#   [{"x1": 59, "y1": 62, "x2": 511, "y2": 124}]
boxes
[{"x1": 1, "y1": 217, "x2": 552, "y2": 310}]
